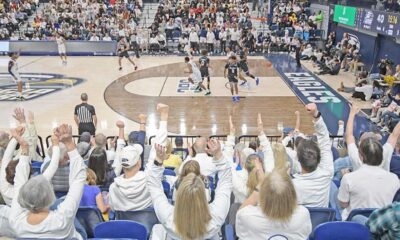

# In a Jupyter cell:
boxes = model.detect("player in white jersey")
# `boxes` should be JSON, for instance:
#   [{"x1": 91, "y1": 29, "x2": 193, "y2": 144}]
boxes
[
  {"x1": 8, "y1": 52, "x2": 26, "y2": 100},
  {"x1": 55, "y1": 32, "x2": 67, "y2": 65},
  {"x1": 184, "y1": 56, "x2": 206, "y2": 92}
]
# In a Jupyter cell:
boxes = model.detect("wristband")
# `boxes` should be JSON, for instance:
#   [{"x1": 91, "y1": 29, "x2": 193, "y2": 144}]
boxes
[{"x1": 154, "y1": 160, "x2": 163, "y2": 166}]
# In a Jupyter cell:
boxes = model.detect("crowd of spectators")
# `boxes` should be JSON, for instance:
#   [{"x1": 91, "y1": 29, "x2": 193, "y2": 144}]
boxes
[
  {"x1": 0, "y1": 0, "x2": 143, "y2": 41},
  {"x1": 0, "y1": 0, "x2": 38, "y2": 40},
  {"x1": 0, "y1": 92, "x2": 399, "y2": 239}
]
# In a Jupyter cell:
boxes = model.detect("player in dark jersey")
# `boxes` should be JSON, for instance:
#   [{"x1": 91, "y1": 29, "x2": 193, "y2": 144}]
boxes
[
  {"x1": 224, "y1": 55, "x2": 240, "y2": 102},
  {"x1": 199, "y1": 50, "x2": 211, "y2": 96},
  {"x1": 118, "y1": 37, "x2": 138, "y2": 71},
  {"x1": 238, "y1": 49, "x2": 260, "y2": 87}
]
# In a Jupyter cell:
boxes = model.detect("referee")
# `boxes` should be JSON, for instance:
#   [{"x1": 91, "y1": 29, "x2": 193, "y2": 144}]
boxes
[{"x1": 74, "y1": 93, "x2": 97, "y2": 135}]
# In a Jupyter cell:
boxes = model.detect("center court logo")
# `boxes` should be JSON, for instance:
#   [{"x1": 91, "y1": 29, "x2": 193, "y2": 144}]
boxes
[{"x1": 0, "y1": 73, "x2": 84, "y2": 101}]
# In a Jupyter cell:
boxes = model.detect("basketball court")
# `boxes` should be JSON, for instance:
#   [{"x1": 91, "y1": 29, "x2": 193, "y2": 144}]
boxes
[{"x1": 0, "y1": 54, "x2": 363, "y2": 138}]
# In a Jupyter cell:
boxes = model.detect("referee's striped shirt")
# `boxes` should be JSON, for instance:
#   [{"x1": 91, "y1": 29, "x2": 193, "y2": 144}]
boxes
[{"x1": 74, "y1": 103, "x2": 96, "y2": 124}]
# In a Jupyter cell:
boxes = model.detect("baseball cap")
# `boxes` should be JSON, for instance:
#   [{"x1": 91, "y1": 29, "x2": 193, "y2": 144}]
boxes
[
  {"x1": 79, "y1": 132, "x2": 91, "y2": 143},
  {"x1": 121, "y1": 144, "x2": 143, "y2": 168}
]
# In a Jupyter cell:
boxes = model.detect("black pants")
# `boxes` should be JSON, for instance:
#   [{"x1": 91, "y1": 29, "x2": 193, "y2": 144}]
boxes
[
  {"x1": 131, "y1": 41, "x2": 140, "y2": 58},
  {"x1": 190, "y1": 42, "x2": 199, "y2": 52},
  {"x1": 220, "y1": 40, "x2": 226, "y2": 52},
  {"x1": 78, "y1": 123, "x2": 96, "y2": 135},
  {"x1": 352, "y1": 91, "x2": 366, "y2": 101},
  {"x1": 207, "y1": 43, "x2": 214, "y2": 53},
  {"x1": 230, "y1": 40, "x2": 238, "y2": 50}
]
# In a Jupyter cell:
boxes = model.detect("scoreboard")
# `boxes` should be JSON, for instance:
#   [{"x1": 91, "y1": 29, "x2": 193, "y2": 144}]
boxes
[{"x1": 355, "y1": 8, "x2": 400, "y2": 37}]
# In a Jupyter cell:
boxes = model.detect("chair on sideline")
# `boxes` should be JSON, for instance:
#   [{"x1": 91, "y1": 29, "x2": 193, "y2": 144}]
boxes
[
  {"x1": 76, "y1": 206, "x2": 104, "y2": 238},
  {"x1": 313, "y1": 222, "x2": 370, "y2": 240},
  {"x1": 346, "y1": 208, "x2": 377, "y2": 221},
  {"x1": 115, "y1": 208, "x2": 159, "y2": 237},
  {"x1": 94, "y1": 220, "x2": 147, "y2": 240}
]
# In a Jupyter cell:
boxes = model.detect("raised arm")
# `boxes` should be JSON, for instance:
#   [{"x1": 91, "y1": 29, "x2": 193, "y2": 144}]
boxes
[
  {"x1": 41, "y1": 134, "x2": 60, "y2": 181},
  {"x1": 146, "y1": 104, "x2": 174, "y2": 226},
  {"x1": 345, "y1": 104, "x2": 363, "y2": 169},
  {"x1": 55, "y1": 124, "x2": 87, "y2": 220},
  {"x1": 208, "y1": 139, "x2": 233, "y2": 227},
  {"x1": 0, "y1": 127, "x2": 24, "y2": 195},
  {"x1": 113, "y1": 120, "x2": 126, "y2": 177},
  {"x1": 294, "y1": 111, "x2": 301, "y2": 132},
  {"x1": 223, "y1": 115, "x2": 235, "y2": 161},
  {"x1": 9, "y1": 132, "x2": 31, "y2": 219},
  {"x1": 257, "y1": 113, "x2": 275, "y2": 172},
  {"x1": 305, "y1": 103, "x2": 333, "y2": 175}
]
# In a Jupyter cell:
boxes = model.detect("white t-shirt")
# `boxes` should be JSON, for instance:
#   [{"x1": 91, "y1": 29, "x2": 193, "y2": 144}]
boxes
[
  {"x1": 236, "y1": 205, "x2": 312, "y2": 240},
  {"x1": 338, "y1": 164, "x2": 400, "y2": 220},
  {"x1": 355, "y1": 85, "x2": 373, "y2": 101}
]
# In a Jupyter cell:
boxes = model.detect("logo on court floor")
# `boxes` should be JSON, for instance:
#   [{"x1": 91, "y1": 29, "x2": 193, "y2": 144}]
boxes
[
  {"x1": 0, "y1": 73, "x2": 84, "y2": 101},
  {"x1": 177, "y1": 79, "x2": 191, "y2": 93}
]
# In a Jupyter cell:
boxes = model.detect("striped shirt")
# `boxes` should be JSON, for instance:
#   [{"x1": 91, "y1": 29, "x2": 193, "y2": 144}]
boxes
[{"x1": 74, "y1": 103, "x2": 96, "y2": 124}]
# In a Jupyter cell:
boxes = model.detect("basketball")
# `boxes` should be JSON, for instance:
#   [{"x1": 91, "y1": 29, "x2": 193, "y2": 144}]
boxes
[{"x1": 265, "y1": 61, "x2": 273, "y2": 68}]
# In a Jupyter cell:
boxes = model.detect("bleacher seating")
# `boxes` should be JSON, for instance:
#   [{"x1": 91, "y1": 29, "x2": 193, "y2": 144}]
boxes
[
  {"x1": 312, "y1": 222, "x2": 370, "y2": 240},
  {"x1": 115, "y1": 208, "x2": 159, "y2": 237},
  {"x1": 307, "y1": 207, "x2": 336, "y2": 233},
  {"x1": 94, "y1": 220, "x2": 147, "y2": 240},
  {"x1": 76, "y1": 206, "x2": 104, "y2": 238},
  {"x1": 346, "y1": 208, "x2": 377, "y2": 222}
]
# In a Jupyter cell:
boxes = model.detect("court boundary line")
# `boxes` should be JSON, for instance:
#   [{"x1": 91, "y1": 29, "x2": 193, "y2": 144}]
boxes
[{"x1": 159, "y1": 75, "x2": 168, "y2": 96}]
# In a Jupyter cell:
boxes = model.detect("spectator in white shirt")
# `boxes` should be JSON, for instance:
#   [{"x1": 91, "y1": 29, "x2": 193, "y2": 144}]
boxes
[
  {"x1": 219, "y1": 28, "x2": 227, "y2": 54},
  {"x1": 147, "y1": 103, "x2": 232, "y2": 240},
  {"x1": 236, "y1": 169, "x2": 312, "y2": 240},
  {"x1": 189, "y1": 28, "x2": 199, "y2": 53},
  {"x1": 179, "y1": 137, "x2": 216, "y2": 176},
  {"x1": 102, "y1": 33, "x2": 112, "y2": 41},
  {"x1": 89, "y1": 33, "x2": 99, "y2": 41},
  {"x1": 108, "y1": 121, "x2": 152, "y2": 211},
  {"x1": 206, "y1": 28, "x2": 215, "y2": 54},
  {"x1": 292, "y1": 103, "x2": 334, "y2": 208},
  {"x1": 230, "y1": 26, "x2": 240, "y2": 50},
  {"x1": 338, "y1": 105, "x2": 400, "y2": 220},
  {"x1": 10, "y1": 124, "x2": 86, "y2": 239}
]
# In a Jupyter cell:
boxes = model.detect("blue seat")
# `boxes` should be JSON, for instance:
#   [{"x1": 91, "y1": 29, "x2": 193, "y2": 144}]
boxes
[
  {"x1": 224, "y1": 224, "x2": 235, "y2": 240},
  {"x1": 94, "y1": 220, "x2": 147, "y2": 239},
  {"x1": 115, "y1": 208, "x2": 159, "y2": 236},
  {"x1": 394, "y1": 189, "x2": 400, "y2": 202},
  {"x1": 307, "y1": 207, "x2": 336, "y2": 232},
  {"x1": 346, "y1": 208, "x2": 376, "y2": 221},
  {"x1": 172, "y1": 30, "x2": 181, "y2": 39},
  {"x1": 163, "y1": 168, "x2": 176, "y2": 176},
  {"x1": 76, "y1": 206, "x2": 104, "y2": 238},
  {"x1": 54, "y1": 191, "x2": 68, "y2": 198},
  {"x1": 313, "y1": 222, "x2": 370, "y2": 240}
]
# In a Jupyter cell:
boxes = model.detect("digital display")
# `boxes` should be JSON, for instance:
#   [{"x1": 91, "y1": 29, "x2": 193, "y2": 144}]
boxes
[
  {"x1": 333, "y1": 5, "x2": 357, "y2": 27},
  {"x1": 355, "y1": 9, "x2": 400, "y2": 37}
]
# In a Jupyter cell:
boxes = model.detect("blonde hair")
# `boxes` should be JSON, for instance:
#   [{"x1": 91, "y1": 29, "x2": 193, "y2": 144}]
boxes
[
  {"x1": 259, "y1": 170, "x2": 297, "y2": 222},
  {"x1": 245, "y1": 154, "x2": 263, "y2": 196},
  {"x1": 86, "y1": 168, "x2": 97, "y2": 186},
  {"x1": 179, "y1": 160, "x2": 202, "y2": 181},
  {"x1": 174, "y1": 173, "x2": 211, "y2": 240},
  {"x1": 272, "y1": 143, "x2": 289, "y2": 171}
]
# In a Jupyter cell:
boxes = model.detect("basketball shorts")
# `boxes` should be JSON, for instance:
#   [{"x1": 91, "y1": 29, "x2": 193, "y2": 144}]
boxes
[
  {"x1": 200, "y1": 69, "x2": 209, "y2": 78},
  {"x1": 58, "y1": 45, "x2": 66, "y2": 55},
  {"x1": 118, "y1": 51, "x2": 130, "y2": 58},
  {"x1": 228, "y1": 77, "x2": 238, "y2": 83}
]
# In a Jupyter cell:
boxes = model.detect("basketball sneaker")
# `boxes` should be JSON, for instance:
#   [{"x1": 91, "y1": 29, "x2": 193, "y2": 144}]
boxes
[
  {"x1": 256, "y1": 77, "x2": 260, "y2": 86},
  {"x1": 205, "y1": 90, "x2": 211, "y2": 96},
  {"x1": 240, "y1": 81, "x2": 247, "y2": 86}
]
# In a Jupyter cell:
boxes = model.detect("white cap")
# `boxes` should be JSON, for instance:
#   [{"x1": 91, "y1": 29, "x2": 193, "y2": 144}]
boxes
[{"x1": 121, "y1": 144, "x2": 143, "y2": 168}]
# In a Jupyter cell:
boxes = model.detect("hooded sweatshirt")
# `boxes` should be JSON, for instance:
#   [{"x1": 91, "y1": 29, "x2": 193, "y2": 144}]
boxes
[{"x1": 108, "y1": 171, "x2": 152, "y2": 211}]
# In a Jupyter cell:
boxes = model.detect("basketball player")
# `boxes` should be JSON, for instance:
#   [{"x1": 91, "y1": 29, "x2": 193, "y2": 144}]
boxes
[
  {"x1": 8, "y1": 52, "x2": 26, "y2": 100},
  {"x1": 184, "y1": 56, "x2": 206, "y2": 92},
  {"x1": 199, "y1": 50, "x2": 211, "y2": 95},
  {"x1": 238, "y1": 50, "x2": 260, "y2": 87},
  {"x1": 118, "y1": 37, "x2": 138, "y2": 71},
  {"x1": 55, "y1": 32, "x2": 67, "y2": 65},
  {"x1": 224, "y1": 55, "x2": 240, "y2": 102}
]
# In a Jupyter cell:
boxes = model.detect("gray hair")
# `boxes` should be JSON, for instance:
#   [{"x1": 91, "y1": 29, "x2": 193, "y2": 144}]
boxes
[
  {"x1": 0, "y1": 131, "x2": 10, "y2": 149},
  {"x1": 48, "y1": 142, "x2": 67, "y2": 162},
  {"x1": 18, "y1": 175, "x2": 55, "y2": 213}
]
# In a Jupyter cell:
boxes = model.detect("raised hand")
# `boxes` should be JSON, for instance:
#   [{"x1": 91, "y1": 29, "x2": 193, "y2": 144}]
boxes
[
  {"x1": 28, "y1": 111, "x2": 35, "y2": 124},
  {"x1": 51, "y1": 129, "x2": 60, "y2": 146},
  {"x1": 257, "y1": 113, "x2": 264, "y2": 135},
  {"x1": 10, "y1": 126, "x2": 25, "y2": 139},
  {"x1": 349, "y1": 102, "x2": 360, "y2": 116},
  {"x1": 139, "y1": 114, "x2": 147, "y2": 123},
  {"x1": 155, "y1": 143, "x2": 167, "y2": 164},
  {"x1": 13, "y1": 108, "x2": 26, "y2": 124},
  {"x1": 56, "y1": 124, "x2": 73, "y2": 145},
  {"x1": 206, "y1": 138, "x2": 222, "y2": 160},
  {"x1": 295, "y1": 111, "x2": 300, "y2": 116},
  {"x1": 305, "y1": 103, "x2": 319, "y2": 118},
  {"x1": 116, "y1": 120, "x2": 125, "y2": 129},
  {"x1": 229, "y1": 115, "x2": 235, "y2": 136}
]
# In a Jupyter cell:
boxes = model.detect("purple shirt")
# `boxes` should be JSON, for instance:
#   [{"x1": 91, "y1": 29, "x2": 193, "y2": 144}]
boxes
[{"x1": 80, "y1": 185, "x2": 100, "y2": 207}]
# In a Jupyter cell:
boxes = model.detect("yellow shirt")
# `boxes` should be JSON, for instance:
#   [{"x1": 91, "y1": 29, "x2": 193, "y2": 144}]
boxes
[{"x1": 163, "y1": 154, "x2": 182, "y2": 169}]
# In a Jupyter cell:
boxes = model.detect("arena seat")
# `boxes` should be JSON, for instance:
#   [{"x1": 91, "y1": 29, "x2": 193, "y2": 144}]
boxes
[
  {"x1": 307, "y1": 207, "x2": 336, "y2": 232},
  {"x1": 94, "y1": 220, "x2": 147, "y2": 240},
  {"x1": 312, "y1": 222, "x2": 370, "y2": 240},
  {"x1": 54, "y1": 191, "x2": 68, "y2": 198},
  {"x1": 346, "y1": 208, "x2": 376, "y2": 221},
  {"x1": 76, "y1": 206, "x2": 104, "y2": 238},
  {"x1": 393, "y1": 189, "x2": 400, "y2": 202},
  {"x1": 162, "y1": 180, "x2": 172, "y2": 198},
  {"x1": 115, "y1": 207, "x2": 159, "y2": 236}
]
